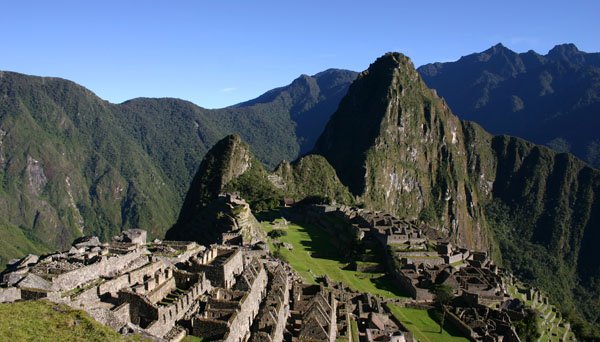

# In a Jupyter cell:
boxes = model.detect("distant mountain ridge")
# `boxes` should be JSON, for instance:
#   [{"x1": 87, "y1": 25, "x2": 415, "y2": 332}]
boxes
[
  {"x1": 227, "y1": 68, "x2": 358, "y2": 157},
  {"x1": 418, "y1": 43, "x2": 600, "y2": 168}
]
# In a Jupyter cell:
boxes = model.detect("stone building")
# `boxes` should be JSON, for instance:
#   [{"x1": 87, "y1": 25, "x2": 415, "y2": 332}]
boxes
[
  {"x1": 288, "y1": 284, "x2": 338, "y2": 342},
  {"x1": 0, "y1": 229, "x2": 270, "y2": 341},
  {"x1": 192, "y1": 258, "x2": 268, "y2": 341},
  {"x1": 188, "y1": 246, "x2": 244, "y2": 289},
  {"x1": 249, "y1": 263, "x2": 291, "y2": 342}
]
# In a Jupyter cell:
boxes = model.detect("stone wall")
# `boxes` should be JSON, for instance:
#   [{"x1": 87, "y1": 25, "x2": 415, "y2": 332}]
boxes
[
  {"x1": 444, "y1": 308, "x2": 477, "y2": 342},
  {"x1": 222, "y1": 250, "x2": 244, "y2": 289},
  {"x1": 222, "y1": 264, "x2": 267, "y2": 342},
  {"x1": 147, "y1": 275, "x2": 211, "y2": 338},
  {"x1": 0, "y1": 287, "x2": 21, "y2": 302},
  {"x1": 194, "y1": 262, "x2": 268, "y2": 342},
  {"x1": 52, "y1": 250, "x2": 145, "y2": 291},
  {"x1": 194, "y1": 249, "x2": 243, "y2": 289},
  {"x1": 68, "y1": 282, "x2": 103, "y2": 308},
  {"x1": 251, "y1": 265, "x2": 290, "y2": 342},
  {"x1": 445, "y1": 253, "x2": 465, "y2": 264},
  {"x1": 399, "y1": 256, "x2": 445, "y2": 266},
  {"x1": 117, "y1": 290, "x2": 158, "y2": 327},
  {"x1": 145, "y1": 277, "x2": 176, "y2": 304},
  {"x1": 88, "y1": 303, "x2": 131, "y2": 330},
  {"x1": 192, "y1": 319, "x2": 230, "y2": 340},
  {"x1": 97, "y1": 259, "x2": 168, "y2": 298},
  {"x1": 98, "y1": 274, "x2": 130, "y2": 297}
]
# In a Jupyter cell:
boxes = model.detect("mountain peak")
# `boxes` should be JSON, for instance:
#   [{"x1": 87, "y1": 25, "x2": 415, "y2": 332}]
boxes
[
  {"x1": 314, "y1": 51, "x2": 492, "y2": 249},
  {"x1": 547, "y1": 43, "x2": 583, "y2": 61},
  {"x1": 173, "y1": 133, "x2": 253, "y2": 226},
  {"x1": 483, "y1": 43, "x2": 515, "y2": 56},
  {"x1": 375, "y1": 52, "x2": 415, "y2": 69}
]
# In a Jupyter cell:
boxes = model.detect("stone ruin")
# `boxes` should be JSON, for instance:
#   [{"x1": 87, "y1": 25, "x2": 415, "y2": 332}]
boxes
[
  {"x1": 0, "y1": 227, "x2": 275, "y2": 341},
  {"x1": 306, "y1": 203, "x2": 557, "y2": 342},
  {"x1": 0, "y1": 220, "x2": 418, "y2": 342},
  {"x1": 0, "y1": 198, "x2": 569, "y2": 341}
]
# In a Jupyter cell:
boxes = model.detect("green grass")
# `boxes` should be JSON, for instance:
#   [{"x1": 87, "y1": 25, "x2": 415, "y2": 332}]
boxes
[
  {"x1": 260, "y1": 216, "x2": 407, "y2": 299},
  {"x1": 388, "y1": 305, "x2": 468, "y2": 342},
  {"x1": 182, "y1": 336, "x2": 204, "y2": 342},
  {"x1": 350, "y1": 317, "x2": 360, "y2": 342},
  {"x1": 0, "y1": 300, "x2": 145, "y2": 341}
]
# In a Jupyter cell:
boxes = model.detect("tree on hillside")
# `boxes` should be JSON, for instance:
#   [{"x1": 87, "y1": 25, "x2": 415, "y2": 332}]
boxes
[
  {"x1": 431, "y1": 284, "x2": 455, "y2": 333},
  {"x1": 514, "y1": 309, "x2": 541, "y2": 341}
]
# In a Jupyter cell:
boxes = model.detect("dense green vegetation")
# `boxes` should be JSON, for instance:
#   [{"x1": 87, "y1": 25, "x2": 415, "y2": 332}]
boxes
[
  {"x1": 0, "y1": 300, "x2": 143, "y2": 341},
  {"x1": 487, "y1": 199, "x2": 600, "y2": 340},
  {"x1": 513, "y1": 309, "x2": 541, "y2": 342},
  {"x1": 0, "y1": 72, "x2": 181, "y2": 249},
  {"x1": 490, "y1": 135, "x2": 600, "y2": 339},
  {"x1": 419, "y1": 43, "x2": 600, "y2": 168},
  {"x1": 274, "y1": 155, "x2": 354, "y2": 204},
  {"x1": 507, "y1": 282, "x2": 575, "y2": 341},
  {"x1": 431, "y1": 284, "x2": 455, "y2": 333},
  {"x1": 224, "y1": 156, "x2": 284, "y2": 211}
]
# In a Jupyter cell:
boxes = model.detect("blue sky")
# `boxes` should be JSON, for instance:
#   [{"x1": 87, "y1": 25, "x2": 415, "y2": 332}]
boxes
[{"x1": 3, "y1": 1, "x2": 599, "y2": 108}]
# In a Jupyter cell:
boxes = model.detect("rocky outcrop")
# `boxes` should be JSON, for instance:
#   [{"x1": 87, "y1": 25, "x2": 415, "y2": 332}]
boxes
[
  {"x1": 167, "y1": 134, "x2": 353, "y2": 244},
  {"x1": 175, "y1": 134, "x2": 255, "y2": 227}
]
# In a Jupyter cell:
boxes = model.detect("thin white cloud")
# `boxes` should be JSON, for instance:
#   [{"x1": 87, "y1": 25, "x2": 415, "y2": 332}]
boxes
[
  {"x1": 221, "y1": 87, "x2": 237, "y2": 92},
  {"x1": 509, "y1": 36, "x2": 540, "y2": 47}
]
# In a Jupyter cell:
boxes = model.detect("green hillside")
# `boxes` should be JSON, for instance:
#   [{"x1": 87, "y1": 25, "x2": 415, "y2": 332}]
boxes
[{"x1": 0, "y1": 68, "x2": 355, "y2": 255}]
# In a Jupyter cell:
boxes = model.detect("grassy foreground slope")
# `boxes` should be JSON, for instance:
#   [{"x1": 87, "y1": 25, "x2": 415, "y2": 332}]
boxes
[{"x1": 0, "y1": 300, "x2": 143, "y2": 341}]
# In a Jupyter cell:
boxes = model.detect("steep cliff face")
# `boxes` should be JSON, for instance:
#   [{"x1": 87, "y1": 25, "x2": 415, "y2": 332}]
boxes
[{"x1": 314, "y1": 53, "x2": 495, "y2": 250}]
